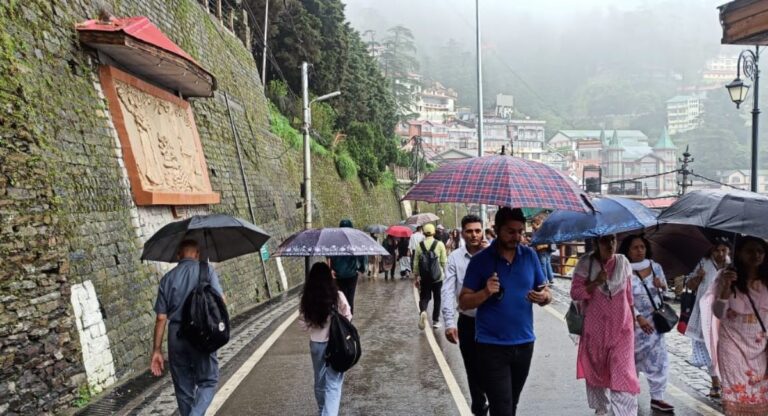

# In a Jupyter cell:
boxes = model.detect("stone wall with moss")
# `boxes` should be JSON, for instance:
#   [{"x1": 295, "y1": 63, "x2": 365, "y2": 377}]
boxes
[{"x1": 0, "y1": 0, "x2": 401, "y2": 413}]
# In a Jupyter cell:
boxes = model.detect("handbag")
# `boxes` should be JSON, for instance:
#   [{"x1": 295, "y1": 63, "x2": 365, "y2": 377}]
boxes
[
  {"x1": 566, "y1": 301, "x2": 584, "y2": 335},
  {"x1": 638, "y1": 265, "x2": 679, "y2": 334},
  {"x1": 566, "y1": 258, "x2": 593, "y2": 335},
  {"x1": 677, "y1": 282, "x2": 696, "y2": 334}
]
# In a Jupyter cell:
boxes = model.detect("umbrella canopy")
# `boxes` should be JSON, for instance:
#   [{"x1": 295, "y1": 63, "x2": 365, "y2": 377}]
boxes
[
  {"x1": 386, "y1": 225, "x2": 413, "y2": 238},
  {"x1": 402, "y1": 155, "x2": 592, "y2": 213},
  {"x1": 658, "y1": 189, "x2": 768, "y2": 239},
  {"x1": 141, "y1": 214, "x2": 271, "y2": 262},
  {"x1": 364, "y1": 224, "x2": 388, "y2": 234},
  {"x1": 273, "y1": 227, "x2": 389, "y2": 257},
  {"x1": 531, "y1": 197, "x2": 657, "y2": 244},
  {"x1": 623, "y1": 224, "x2": 725, "y2": 280},
  {"x1": 405, "y1": 213, "x2": 439, "y2": 226}
]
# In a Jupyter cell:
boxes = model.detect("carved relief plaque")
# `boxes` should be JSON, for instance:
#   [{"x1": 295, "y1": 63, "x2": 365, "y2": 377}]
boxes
[{"x1": 99, "y1": 66, "x2": 219, "y2": 205}]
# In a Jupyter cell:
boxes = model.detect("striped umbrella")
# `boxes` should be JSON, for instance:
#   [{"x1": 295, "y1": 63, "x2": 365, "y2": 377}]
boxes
[{"x1": 402, "y1": 155, "x2": 591, "y2": 213}]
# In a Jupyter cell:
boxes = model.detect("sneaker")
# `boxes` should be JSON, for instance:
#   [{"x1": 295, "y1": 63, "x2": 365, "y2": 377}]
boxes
[
  {"x1": 650, "y1": 400, "x2": 675, "y2": 413},
  {"x1": 432, "y1": 321, "x2": 442, "y2": 329},
  {"x1": 418, "y1": 312, "x2": 428, "y2": 330}
]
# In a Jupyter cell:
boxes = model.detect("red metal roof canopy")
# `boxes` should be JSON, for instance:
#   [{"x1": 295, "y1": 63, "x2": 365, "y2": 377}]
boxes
[{"x1": 77, "y1": 16, "x2": 216, "y2": 97}]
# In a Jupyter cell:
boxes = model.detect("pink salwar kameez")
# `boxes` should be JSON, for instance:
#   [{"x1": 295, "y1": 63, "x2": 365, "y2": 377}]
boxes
[
  {"x1": 711, "y1": 277, "x2": 768, "y2": 416},
  {"x1": 571, "y1": 254, "x2": 640, "y2": 416}
]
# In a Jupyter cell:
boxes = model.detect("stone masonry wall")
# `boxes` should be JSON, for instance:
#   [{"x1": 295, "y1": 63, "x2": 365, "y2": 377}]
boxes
[{"x1": 0, "y1": 1, "x2": 401, "y2": 414}]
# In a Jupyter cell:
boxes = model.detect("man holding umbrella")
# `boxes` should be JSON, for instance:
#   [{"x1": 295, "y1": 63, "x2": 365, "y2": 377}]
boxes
[
  {"x1": 151, "y1": 240, "x2": 224, "y2": 416},
  {"x1": 460, "y1": 207, "x2": 551, "y2": 416},
  {"x1": 328, "y1": 219, "x2": 367, "y2": 313}
]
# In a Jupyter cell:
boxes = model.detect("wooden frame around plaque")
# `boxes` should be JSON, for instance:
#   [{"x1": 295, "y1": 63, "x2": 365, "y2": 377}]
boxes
[{"x1": 99, "y1": 65, "x2": 220, "y2": 205}]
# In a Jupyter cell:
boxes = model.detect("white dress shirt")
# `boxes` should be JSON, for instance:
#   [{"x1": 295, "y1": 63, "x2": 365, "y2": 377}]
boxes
[{"x1": 441, "y1": 246, "x2": 477, "y2": 329}]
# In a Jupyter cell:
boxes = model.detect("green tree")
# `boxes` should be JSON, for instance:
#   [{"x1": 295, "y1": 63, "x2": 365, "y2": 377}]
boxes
[{"x1": 379, "y1": 25, "x2": 420, "y2": 120}]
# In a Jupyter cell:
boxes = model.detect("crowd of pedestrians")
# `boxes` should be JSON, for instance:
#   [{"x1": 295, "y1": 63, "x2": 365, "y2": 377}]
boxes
[{"x1": 149, "y1": 209, "x2": 768, "y2": 416}]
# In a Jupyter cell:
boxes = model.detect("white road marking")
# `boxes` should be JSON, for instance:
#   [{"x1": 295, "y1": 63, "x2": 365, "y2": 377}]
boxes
[
  {"x1": 541, "y1": 304, "x2": 723, "y2": 416},
  {"x1": 412, "y1": 286, "x2": 472, "y2": 416},
  {"x1": 208, "y1": 310, "x2": 299, "y2": 415}
]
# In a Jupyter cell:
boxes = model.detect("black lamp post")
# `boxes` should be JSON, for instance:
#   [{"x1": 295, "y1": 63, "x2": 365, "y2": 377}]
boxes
[{"x1": 726, "y1": 47, "x2": 761, "y2": 192}]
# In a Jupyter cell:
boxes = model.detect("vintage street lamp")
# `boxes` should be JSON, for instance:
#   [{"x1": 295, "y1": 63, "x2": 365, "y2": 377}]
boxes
[{"x1": 726, "y1": 47, "x2": 761, "y2": 192}]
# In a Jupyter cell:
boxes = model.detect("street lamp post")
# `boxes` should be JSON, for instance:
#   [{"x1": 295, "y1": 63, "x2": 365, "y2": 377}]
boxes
[
  {"x1": 301, "y1": 62, "x2": 340, "y2": 277},
  {"x1": 726, "y1": 46, "x2": 761, "y2": 192}
]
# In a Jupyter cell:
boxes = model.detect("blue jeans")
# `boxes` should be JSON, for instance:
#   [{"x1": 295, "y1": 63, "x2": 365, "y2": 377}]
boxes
[
  {"x1": 310, "y1": 341, "x2": 345, "y2": 415},
  {"x1": 168, "y1": 324, "x2": 219, "y2": 416},
  {"x1": 538, "y1": 251, "x2": 554, "y2": 282}
]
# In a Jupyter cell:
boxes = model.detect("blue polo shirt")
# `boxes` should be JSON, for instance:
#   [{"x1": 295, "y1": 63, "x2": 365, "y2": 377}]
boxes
[{"x1": 462, "y1": 241, "x2": 546, "y2": 346}]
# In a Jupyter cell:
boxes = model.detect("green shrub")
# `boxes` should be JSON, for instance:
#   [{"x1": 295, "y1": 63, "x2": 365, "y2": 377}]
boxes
[
  {"x1": 334, "y1": 150, "x2": 358, "y2": 180},
  {"x1": 380, "y1": 170, "x2": 396, "y2": 189}
]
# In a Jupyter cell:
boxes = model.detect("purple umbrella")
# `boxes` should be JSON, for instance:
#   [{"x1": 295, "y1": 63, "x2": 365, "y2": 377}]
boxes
[
  {"x1": 402, "y1": 155, "x2": 592, "y2": 212},
  {"x1": 273, "y1": 227, "x2": 389, "y2": 257}
]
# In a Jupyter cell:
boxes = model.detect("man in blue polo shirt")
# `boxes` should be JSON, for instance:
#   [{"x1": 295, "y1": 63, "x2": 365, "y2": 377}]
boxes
[{"x1": 459, "y1": 207, "x2": 552, "y2": 416}]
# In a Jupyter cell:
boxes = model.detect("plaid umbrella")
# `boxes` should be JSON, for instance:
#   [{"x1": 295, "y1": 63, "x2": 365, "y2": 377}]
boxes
[{"x1": 402, "y1": 155, "x2": 592, "y2": 212}]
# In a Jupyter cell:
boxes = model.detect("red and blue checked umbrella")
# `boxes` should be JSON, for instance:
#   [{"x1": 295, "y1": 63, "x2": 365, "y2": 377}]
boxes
[{"x1": 402, "y1": 155, "x2": 592, "y2": 213}]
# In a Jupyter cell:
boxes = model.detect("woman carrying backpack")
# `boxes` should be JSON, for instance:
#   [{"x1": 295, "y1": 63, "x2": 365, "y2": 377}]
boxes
[{"x1": 299, "y1": 262, "x2": 353, "y2": 416}]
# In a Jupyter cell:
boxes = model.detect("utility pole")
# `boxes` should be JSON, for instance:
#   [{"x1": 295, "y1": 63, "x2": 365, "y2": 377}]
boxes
[
  {"x1": 261, "y1": 0, "x2": 269, "y2": 87},
  {"x1": 678, "y1": 145, "x2": 694, "y2": 195},
  {"x1": 412, "y1": 135, "x2": 422, "y2": 214},
  {"x1": 476, "y1": 0, "x2": 487, "y2": 229},
  {"x1": 301, "y1": 62, "x2": 340, "y2": 278}
]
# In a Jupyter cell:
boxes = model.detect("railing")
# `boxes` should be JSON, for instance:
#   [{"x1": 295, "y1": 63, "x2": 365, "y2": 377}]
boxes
[
  {"x1": 552, "y1": 242, "x2": 587, "y2": 277},
  {"x1": 198, "y1": 0, "x2": 252, "y2": 51}
]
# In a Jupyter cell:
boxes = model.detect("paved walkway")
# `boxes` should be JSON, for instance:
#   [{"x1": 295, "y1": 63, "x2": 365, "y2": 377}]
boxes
[{"x1": 216, "y1": 277, "x2": 724, "y2": 415}]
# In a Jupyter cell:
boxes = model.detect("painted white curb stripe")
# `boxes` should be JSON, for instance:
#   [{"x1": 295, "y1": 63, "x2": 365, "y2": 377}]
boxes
[
  {"x1": 208, "y1": 310, "x2": 299, "y2": 415},
  {"x1": 542, "y1": 304, "x2": 722, "y2": 416},
  {"x1": 412, "y1": 286, "x2": 472, "y2": 416}
]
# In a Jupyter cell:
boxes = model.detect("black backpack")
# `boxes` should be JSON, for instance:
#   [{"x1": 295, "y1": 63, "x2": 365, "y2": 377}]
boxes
[
  {"x1": 418, "y1": 240, "x2": 441, "y2": 283},
  {"x1": 178, "y1": 261, "x2": 230, "y2": 353},
  {"x1": 324, "y1": 306, "x2": 361, "y2": 372}
]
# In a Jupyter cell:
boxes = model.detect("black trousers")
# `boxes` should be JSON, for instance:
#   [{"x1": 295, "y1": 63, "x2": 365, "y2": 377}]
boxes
[
  {"x1": 458, "y1": 314, "x2": 488, "y2": 415},
  {"x1": 477, "y1": 342, "x2": 534, "y2": 416},
  {"x1": 336, "y1": 275, "x2": 358, "y2": 314},
  {"x1": 418, "y1": 280, "x2": 442, "y2": 322}
]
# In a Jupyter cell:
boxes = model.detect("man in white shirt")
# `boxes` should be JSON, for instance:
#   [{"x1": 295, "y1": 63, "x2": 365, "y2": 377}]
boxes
[
  {"x1": 408, "y1": 225, "x2": 425, "y2": 277},
  {"x1": 441, "y1": 215, "x2": 489, "y2": 415}
]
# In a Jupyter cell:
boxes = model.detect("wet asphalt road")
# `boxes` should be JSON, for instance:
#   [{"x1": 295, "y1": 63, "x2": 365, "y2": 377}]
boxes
[{"x1": 217, "y1": 277, "x2": 721, "y2": 415}]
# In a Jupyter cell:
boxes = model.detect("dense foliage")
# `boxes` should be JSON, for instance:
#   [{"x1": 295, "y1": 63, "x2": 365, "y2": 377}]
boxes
[{"x1": 244, "y1": 0, "x2": 402, "y2": 185}]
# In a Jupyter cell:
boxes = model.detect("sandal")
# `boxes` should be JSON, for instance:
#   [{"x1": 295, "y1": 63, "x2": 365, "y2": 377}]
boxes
[{"x1": 709, "y1": 386, "x2": 722, "y2": 398}]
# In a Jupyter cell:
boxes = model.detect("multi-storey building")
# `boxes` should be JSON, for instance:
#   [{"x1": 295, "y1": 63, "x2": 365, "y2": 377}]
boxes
[{"x1": 666, "y1": 93, "x2": 705, "y2": 134}]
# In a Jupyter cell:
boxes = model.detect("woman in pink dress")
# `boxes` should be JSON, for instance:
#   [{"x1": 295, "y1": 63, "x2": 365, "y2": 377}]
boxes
[
  {"x1": 711, "y1": 236, "x2": 768, "y2": 416},
  {"x1": 571, "y1": 235, "x2": 640, "y2": 416}
]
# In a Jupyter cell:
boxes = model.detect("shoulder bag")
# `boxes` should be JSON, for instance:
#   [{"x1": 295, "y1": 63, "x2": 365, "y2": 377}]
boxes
[
  {"x1": 637, "y1": 264, "x2": 678, "y2": 334},
  {"x1": 565, "y1": 258, "x2": 592, "y2": 335}
]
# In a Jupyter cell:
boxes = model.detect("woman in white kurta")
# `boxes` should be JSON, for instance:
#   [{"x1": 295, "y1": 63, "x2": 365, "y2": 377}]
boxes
[
  {"x1": 619, "y1": 235, "x2": 675, "y2": 413},
  {"x1": 685, "y1": 240, "x2": 729, "y2": 397}
]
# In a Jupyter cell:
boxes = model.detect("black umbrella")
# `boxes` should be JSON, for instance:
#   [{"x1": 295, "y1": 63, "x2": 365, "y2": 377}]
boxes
[
  {"x1": 141, "y1": 214, "x2": 271, "y2": 262},
  {"x1": 622, "y1": 224, "x2": 720, "y2": 280},
  {"x1": 658, "y1": 189, "x2": 768, "y2": 239},
  {"x1": 273, "y1": 227, "x2": 389, "y2": 257},
  {"x1": 364, "y1": 224, "x2": 388, "y2": 234}
]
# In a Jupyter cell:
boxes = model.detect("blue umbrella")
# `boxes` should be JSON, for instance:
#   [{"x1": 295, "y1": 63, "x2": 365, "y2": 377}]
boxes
[
  {"x1": 273, "y1": 227, "x2": 389, "y2": 257},
  {"x1": 531, "y1": 197, "x2": 657, "y2": 244}
]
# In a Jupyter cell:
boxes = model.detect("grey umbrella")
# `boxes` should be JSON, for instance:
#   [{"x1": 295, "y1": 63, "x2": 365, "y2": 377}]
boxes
[
  {"x1": 658, "y1": 189, "x2": 768, "y2": 239},
  {"x1": 406, "y1": 212, "x2": 439, "y2": 226},
  {"x1": 364, "y1": 224, "x2": 388, "y2": 234},
  {"x1": 141, "y1": 214, "x2": 271, "y2": 262},
  {"x1": 273, "y1": 227, "x2": 389, "y2": 257}
]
